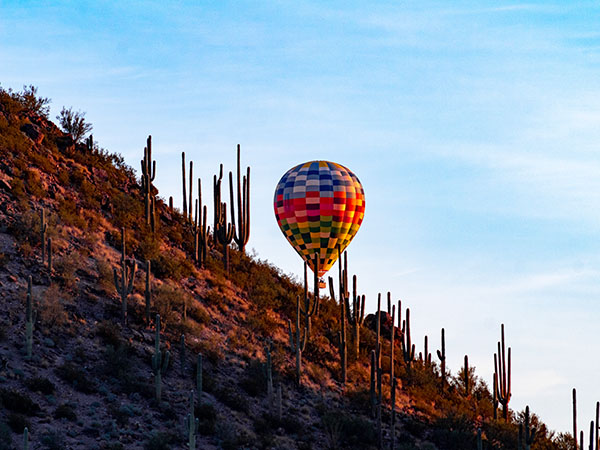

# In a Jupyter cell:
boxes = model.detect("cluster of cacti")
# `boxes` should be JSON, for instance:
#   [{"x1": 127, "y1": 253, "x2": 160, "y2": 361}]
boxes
[
  {"x1": 419, "y1": 335, "x2": 432, "y2": 366},
  {"x1": 141, "y1": 135, "x2": 157, "y2": 232},
  {"x1": 25, "y1": 276, "x2": 35, "y2": 358},
  {"x1": 185, "y1": 390, "x2": 199, "y2": 449},
  {"x1": 348, "y1": 275, "x2": 365, "y2": 361},
  {"x1": 152, "y1": 314, "x2": 170, "y2": 403},
  {"x1": 112, "y1": 228, "x2": 137, "y2": 324},
  {"x1": 493, "y1": 323, "x2": 511, "y2": 421}
]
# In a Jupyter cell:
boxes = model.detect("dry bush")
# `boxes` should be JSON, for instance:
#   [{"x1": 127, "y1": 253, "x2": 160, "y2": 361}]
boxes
[{"x1": 40, "y1": 285, "x2": 69, "y2": 328}]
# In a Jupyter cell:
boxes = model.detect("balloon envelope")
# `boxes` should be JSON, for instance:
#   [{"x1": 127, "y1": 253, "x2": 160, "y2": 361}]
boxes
[{"x1": 274, "y1": 160, "x2": 365, "y2": 277}]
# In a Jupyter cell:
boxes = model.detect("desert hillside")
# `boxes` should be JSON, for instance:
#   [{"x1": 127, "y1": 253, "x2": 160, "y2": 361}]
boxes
[{"x1": 0, "y1": 86, "x2": 575, "y2": 450}]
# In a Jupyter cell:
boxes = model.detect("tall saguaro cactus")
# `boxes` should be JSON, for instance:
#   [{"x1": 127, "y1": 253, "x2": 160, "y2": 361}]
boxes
[
  {"x1": 288, "y1": 294, "x2": 307, "y2": 386},
  {"x1": 228, "y1": 144, "x2": 251, "y2": 253},
  {"x1": 401, "y1": 307, "x2": 415, "y2": 366},
  {"x1": 186, "y1": 390, "x2": 199, "y2": 449},
  {"x1": 437, "y1": 328, "x2": 446, "y2": 391},
  {"x1": 328, "y1": 249, "x2": 348, "y2": 384},
  {"x1": 518, "y1": 405, "x2": 536, "y2": 450},
  {"x1": 152, "y1": 314, "x2": 170, "y2": 403},
  {"x1": 215, "y1": 203, "x2": 234, "y2": 273},
  {"x1": 494, "y1": 323, "x2": 511, "y2": 422},
  {"x1": 213, "y1": 164, "x2": 224, "y2": 245},
  {"x1": 141, "y1": 135, "x2": 156, "y2": 231},
  {"x1": 113, "y1": 228, "x2": 137, "y2": 324},
  {"x1": 25, "y1": 276, "x2": 35, "y2": 358},
  {"x1": 300, "y1": 259, "x2": 319, "y2": 341},
  {"x1": 144, "y1": 260, "x2": 152, "y2": 325},
  {"x1": 40, "y1": 208, "x2": 47, "y2": 263},
  {"x1": 347, "y1": 274, "x2": 365, "y2": 361}
]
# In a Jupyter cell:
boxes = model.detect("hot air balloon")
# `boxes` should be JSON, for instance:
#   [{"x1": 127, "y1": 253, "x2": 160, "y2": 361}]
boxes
[{"x1": 274, "y1": 160, "x2": 365, "y2": 278}]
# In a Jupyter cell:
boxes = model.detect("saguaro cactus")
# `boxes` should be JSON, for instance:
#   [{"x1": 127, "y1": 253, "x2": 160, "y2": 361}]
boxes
[
  {"x1": 144, "y1": 260, "x2": 152, "y2": 325},
  {"x1": 40, "y1": 208, "x2": 47, "y2": 263},
  {"x1": 152, "y1": 314, "x2": 170, "y2": 403},
  {"x1": 215, "y1": 203, "x2": 235, "y2": 273},
  {"x1": 196, "y1": 353, "x2": 203, "y2": 396},
  {"x1": 518, "y1": 405, "x2": 536, "y2": 450},
  {"x1": 113, "y1": 228, "x2": 137, "y2": 324},
  {"x1": 23, "y1": 427, "x2": 29, "y2": 450},
  {"x1": 573, "y1": 388, "x2": 578, "y2": 449},
  {"x1": 463, "y1": 355, "x2": 470, "y2": 395},
  {"x1": 228, "y1": 144, "x2": 251, "y2": 253},
  {"x1": 141, "y1": 135, "x2": 156, "y2": 231},
  {"x1": 186, "y1": 390, "x2": 199, "y2": 449},
  {"x1": 213, "y1": 164, "x2": 224, "y2": 245},
  {"x1": 347, "y1": 275, "x2": 365, "y2": 361},
  {"x1": 401, "y1": 307, "x2": 415, "y2": 366},
  {"x1": 437, "y1": 328, "x2": 446, "y2": 391},
  {"x1": 390, "y1": 377, "x2": 397, "y2": 450},
  {"x1": 288, "y1": 294, "x2": 307, "y2": 386},
  {"x1": 182, "y1": 152, "x2": 188, "y2": 221},
  {"x1": 300, "y1": 259, "x2": 319, "y2": 340},
  {"x1": 25, "y1": 276, "x2": 35, "y2": 358},
  {"x1": 328, "y1": 249, "x2": 348, "y2": 384},
  {"x1": 494, "y1": 323, "x2": 511, "y2": 422}
]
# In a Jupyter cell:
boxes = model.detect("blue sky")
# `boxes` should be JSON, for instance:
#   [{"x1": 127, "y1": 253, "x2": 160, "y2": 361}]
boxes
[{"x1": 3, "y1": 0, "x2": 600, "y2": 434}]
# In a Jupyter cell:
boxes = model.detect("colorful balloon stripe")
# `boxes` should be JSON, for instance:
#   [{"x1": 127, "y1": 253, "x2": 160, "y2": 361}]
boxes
[{"x1": 274, "y1": 160, "x2": 365, "y2": 276}]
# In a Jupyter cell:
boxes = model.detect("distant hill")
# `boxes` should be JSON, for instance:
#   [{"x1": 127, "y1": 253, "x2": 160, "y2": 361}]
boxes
[{"x1": 0, "y1": 86, "x2": 573, "y2": 449}]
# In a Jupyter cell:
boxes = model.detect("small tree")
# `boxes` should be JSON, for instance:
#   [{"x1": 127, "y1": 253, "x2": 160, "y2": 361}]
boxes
[
  {"x1": 18, "y1": 85, "x2": 51, "y2": 117},
  {"x1": 57, "y1": 107, "x2": 92, "y2": 143}
]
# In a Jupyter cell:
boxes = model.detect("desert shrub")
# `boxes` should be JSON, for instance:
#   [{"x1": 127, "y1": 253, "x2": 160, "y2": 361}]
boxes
[
  {"x1": 320, "y1": 409, "x2": 377, "y2": 448},
  {"x1": 152, "y1": 250, "x2": 194, "y2": 281},
  {"x1": 53, "y1": 251, "x2": 81, "y2": 289},
  {"x1": 96, "y1": 259, "x2": 115, "y2": 294},
  {"x1": 112, "y1": 191, "x2": 143, "y2": 230},
  {"x1": 40, "y1": 285, "x2": 69, "y2": 327},
  {"x1": 24, "y1": 167, "x2": 45, "y2": 198},
  {"x1": 246, "y1": 308, "x2": 278, "y2": 337},
  {"x1": 0, "y1": 388, "x2": 40, "y2": 415},
  {"x1": 153, "y1": 282, "x2": 191, "y2": 327},
  {"x1": 18, "y1": 85, "x2": 51, "y2": 117},
  {"x1": 137, "y1": 233, "x2": 161, "y2": 262},
  {"x1": 215, "y1": 386, "x2": 249, "y2": 413},
  {"x1": 96, "y1": 320, "x2": 122, "y2": 347},
  {"x1": 54, "y1": 403, "x2": 77, "y2": 421},
  {"x1": 55, "y1": 361, "x2": 96, "y2": 394},
  {"x1": 40, "y1": 429, "x2": 66, "y2": 450},
  {"x1": 143, "y1": 431, "x2": 174, "y2": 450},
  {"x1": 188, "y1": 302, "x2": 210, "y2": 325},
  {"x1": 6, "y1": 412, "x2": 29, "y2": 433},
  {"x1": 57, "y1": 195, "x2": 86, "y2": 229},
  {"x1": 0, "y1": 421, "x2": 11, "y2": 450},
  {"x1": 429, "y1": 413, "x2": 479, "y2": 449},
  {"x1": 239, "y1": 358, "x2": 268, "y2": 397},
  {"x1": 196, "y1": 402, "x2": 217, "y2": 435},
  {"x1": 25, "y1": 376, "x2": 55, "y2": 395}
]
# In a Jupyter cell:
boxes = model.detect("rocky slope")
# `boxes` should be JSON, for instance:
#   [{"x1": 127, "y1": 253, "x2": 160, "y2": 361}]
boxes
[{"x1": 0, "y1": 86, "x2": 572, "y2": 450}]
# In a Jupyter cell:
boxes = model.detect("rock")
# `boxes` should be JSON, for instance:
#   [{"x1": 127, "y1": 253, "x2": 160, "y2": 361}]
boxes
[{"x1": 20, "y1": 122, "x2": 45, "y2": 144}]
